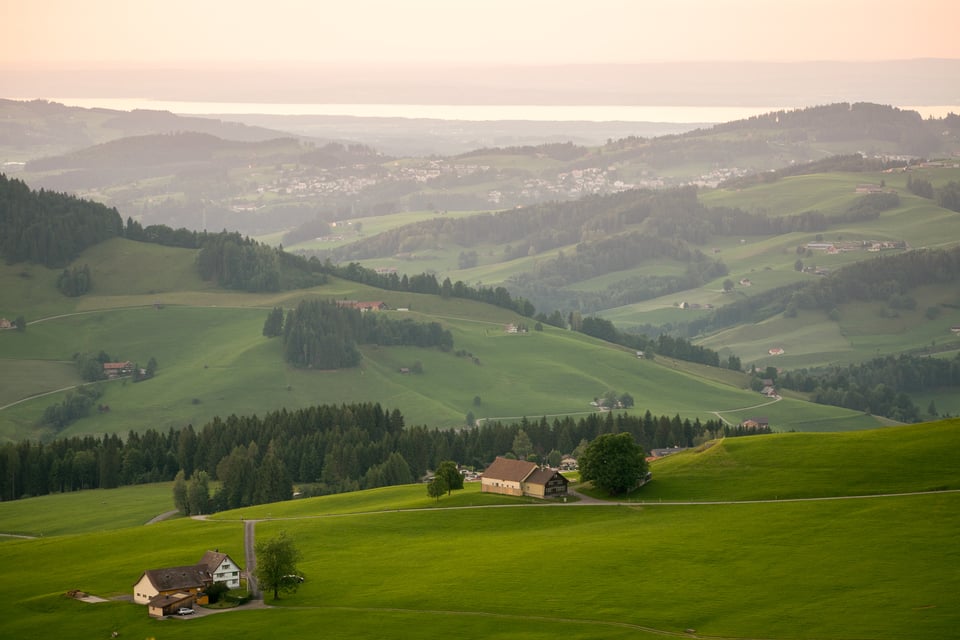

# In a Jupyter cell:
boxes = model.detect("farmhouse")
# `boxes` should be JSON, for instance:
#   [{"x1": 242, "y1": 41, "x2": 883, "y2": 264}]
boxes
[
  {"x1": 103, "y1": 361, "x2": 135, "y2": 377},
  {"x1": 480, "y1": 457, "x2": 569, "y2": 498},
  {"x1": 133, "y1": 550, "x2": 242, "y2": 614},
  {"x1": 0, "y1": 318, "x2": 12, "y2": 330},
  {"x1": 336, "y1": 300, "x2": 387, "y2": 311}
]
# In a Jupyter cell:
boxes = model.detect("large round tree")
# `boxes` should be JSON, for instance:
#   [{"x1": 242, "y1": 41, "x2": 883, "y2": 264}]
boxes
[{"x1": 578, "y1": 432, "x2": 649, "y2": 495}]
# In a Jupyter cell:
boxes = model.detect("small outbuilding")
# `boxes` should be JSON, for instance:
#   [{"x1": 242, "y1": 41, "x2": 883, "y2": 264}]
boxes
[{"x1": 147, "y1": 592, "x2": 195, "y2": 618}]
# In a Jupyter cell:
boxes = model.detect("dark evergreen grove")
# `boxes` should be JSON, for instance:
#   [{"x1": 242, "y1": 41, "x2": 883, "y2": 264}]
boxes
[
  {"x1": 277, "y1": 300, "x2": 454, "y2": 369},
  {"x1": 0, "y1": 174, "x2": 123, "y2": 267},
  {"x1": 769, "y1": 352, "x2": 960, "y2": 423},
  {"x1": 0, "y1": 403, "x2": 732, "y2": 505}
]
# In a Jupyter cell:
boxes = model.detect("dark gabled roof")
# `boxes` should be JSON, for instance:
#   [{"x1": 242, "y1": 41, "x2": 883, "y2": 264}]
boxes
[
  {"x1": 482, "y1": 456, "x2": 538, "y2": 483},
  {"x1": 525, "y1": 467, "x2": 568, "y2": 487},
  {"x1": 142, "y1": 565, "x2": 209, "y2": 592},
  {"x1": 148, "y1": 591, "x2": 193, "y2": 608},
  {"x1": 198, "y1": 550, "x2": 238, "y2": 573}
]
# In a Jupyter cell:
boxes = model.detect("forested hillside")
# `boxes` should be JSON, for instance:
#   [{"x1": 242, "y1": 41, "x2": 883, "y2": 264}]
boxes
[{"x1": 0, "y1": 174, "x2": 123, "y2": 267}]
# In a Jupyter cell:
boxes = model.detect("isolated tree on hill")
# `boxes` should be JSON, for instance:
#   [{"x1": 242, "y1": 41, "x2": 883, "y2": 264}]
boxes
[
  {"x1": 435, "y1": 460, "x2": 464, "y2": 496},
  {"x1": 427, "y1": 475, "x2": 447, "y2": 501},
  {"x1": 255, "y1": 531, "x2": 303, "y2": 600},
  {"x1": 723, "y1": 278, "x2": 735, "y2": 293},
  {"x1": 173, "y1": 469, "x2": 189, "y2": 514},
  {"x1": 579, "y1": 432, "x2": 649, "y2": 496}
]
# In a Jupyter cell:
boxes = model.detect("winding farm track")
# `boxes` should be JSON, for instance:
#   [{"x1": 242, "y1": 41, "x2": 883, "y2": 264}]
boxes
[{"x1": 711, "y1": 396, "x2": 782, "y2": 426}]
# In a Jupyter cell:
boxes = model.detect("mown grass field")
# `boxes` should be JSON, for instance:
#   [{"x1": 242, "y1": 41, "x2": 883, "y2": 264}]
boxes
[{"x1": 2, "y1": 420, "x2": 958, "y2": 639}]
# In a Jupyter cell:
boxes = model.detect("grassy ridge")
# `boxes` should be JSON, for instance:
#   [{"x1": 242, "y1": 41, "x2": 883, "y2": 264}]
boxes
[
  {"x1": 1, "y1": 246, "x2": 883, "y2": 440},
  {"x1": 2, "y1": 422, "x2": 958, "y2": 638},
  {"x1": 0, "y1": 483, "x2": 178, "y2": 537},
  {"x1": 638, "y1": 420, "x2": 960, "y2": 501}
]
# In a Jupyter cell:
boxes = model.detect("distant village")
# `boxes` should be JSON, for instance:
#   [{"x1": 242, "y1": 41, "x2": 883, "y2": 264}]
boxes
[{"x1": 227, "y1": 156, "x2": 751, "y2": 215}]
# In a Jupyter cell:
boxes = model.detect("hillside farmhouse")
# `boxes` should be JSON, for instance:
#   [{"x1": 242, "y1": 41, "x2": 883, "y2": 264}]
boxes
[
  {"x1": 103, "y1": 361, "x2": 135, "y2": 377},
  {"x1": 133, "y1": 550, "x2": 242, "y2": 616},
  {"x1": 481, "y1": 457, "x2": 569, "y2": 498},
  {"x1": 336, "y1": 300, "x2": 387, "y2": 311}
]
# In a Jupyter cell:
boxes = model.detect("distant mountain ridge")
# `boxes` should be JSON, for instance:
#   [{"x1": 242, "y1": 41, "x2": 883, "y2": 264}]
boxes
[{"x1": 0, "y1": 98, "x2": 312, "y2": 158}]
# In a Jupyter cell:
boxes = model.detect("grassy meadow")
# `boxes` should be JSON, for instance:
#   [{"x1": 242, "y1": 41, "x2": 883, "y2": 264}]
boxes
[
  {"x1": 2, "y1": 420, "x2": 959, "y2": 639},
  {"x1": 1, "y1": 237, "x2": 886, "y2": 441}
]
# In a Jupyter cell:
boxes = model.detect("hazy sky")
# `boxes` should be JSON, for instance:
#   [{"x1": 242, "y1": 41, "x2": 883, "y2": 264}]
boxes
[{"x1": 2, "y1": 0, "x2": 958, "y2": 68}]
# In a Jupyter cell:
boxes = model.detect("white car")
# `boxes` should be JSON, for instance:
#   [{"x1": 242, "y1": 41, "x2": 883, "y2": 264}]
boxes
[{"x1": 177, "y1": 607, "x2": 195, "y2": 616}]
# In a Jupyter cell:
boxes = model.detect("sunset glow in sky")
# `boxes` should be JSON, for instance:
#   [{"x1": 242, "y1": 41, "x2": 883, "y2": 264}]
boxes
[{"x1": 2, "y1": 0, "x2": 958, "y2": 68}]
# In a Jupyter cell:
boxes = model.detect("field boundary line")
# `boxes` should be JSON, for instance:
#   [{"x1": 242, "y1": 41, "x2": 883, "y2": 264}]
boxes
[{"x1": 287, "y1": 604, "x2": 795, "y2": 640}]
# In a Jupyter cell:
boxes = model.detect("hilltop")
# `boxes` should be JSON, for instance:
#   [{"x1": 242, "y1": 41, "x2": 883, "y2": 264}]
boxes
[{"x1": 7, "y1": 101, "x2": 959, "y2": 238}]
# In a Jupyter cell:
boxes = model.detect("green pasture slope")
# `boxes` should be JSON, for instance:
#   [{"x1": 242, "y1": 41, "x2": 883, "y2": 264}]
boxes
[
  {"x1": 1, "y1": 420, "x2": 958, "y2": 639},
  {"x1": 0, "y1": 238, "x2": 882, "y2": 442}
]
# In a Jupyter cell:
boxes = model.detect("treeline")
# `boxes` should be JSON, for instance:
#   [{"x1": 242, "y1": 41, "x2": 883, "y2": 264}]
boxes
[
  {"x1": 0, "y1": 402, "x2": 734, "y2": 504},
  {"x1": 788, "y1": 246, "x2": 960, "y2": 312},
  {"x1": 278, "y1": 300, "x2": 454, "y2": 369},
  {"x1": 719, "y1": 153, "x2": 906, "y2": 190},
  {"x1": 39, "y1": 385, "x2": 104, "y2": 432},
  {"x1": 577, "y1": 315, "x2": 727, "y2": 368},
  {"x1": 773, "y1": 353, "x2": 960, "y2": 422},
  {"x1": 909, "y1": 175, "x2": 960, "y2": 213},
  {"x1": 326, "y1": 188, "x2": 674, "y2": 262},
  {"x1": 125, "y1": 220, "x2": 330, "y2": 292},
  {"x1": 712, "y1": 103, "x2": 941, "y2": 154},
  {"x1": 457, "y1": 141, "x2": 589, "y2": 161},
  {"x1": 56, "y1": 264, "x2": 92, "y2": 296},
  {"x1": 0, "y1": 173, "x2": 123, "y2": 267},
  {"x1": 196, "y1": 232, "x2": 327, "y2": 292},
  {"x1": 0, "y1": 174, "x2": 328, "y2": 293},
  {"x1": 507, "y1": 235, "x2": 727, "y2": 313},
  {"x1": 322, "y1": 261, "x2": 536, "y2": 317},
  {"x1": 681, "y1": 247, "x2": 960, "y2": 339}
]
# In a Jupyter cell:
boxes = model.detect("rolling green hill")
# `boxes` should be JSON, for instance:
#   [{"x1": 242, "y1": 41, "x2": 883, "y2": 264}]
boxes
[
  {"x1": 1, "y1": 420, "x2": 958, "y2": 639},
  {"x1": 0, "y1": 237, "x2": 882, "y2": 443}
]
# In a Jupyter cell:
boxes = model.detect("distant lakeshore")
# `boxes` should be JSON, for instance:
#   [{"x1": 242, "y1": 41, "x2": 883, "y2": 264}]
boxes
[{"x1": 21, "y1": 98, "x2": 960, "y2": 123}]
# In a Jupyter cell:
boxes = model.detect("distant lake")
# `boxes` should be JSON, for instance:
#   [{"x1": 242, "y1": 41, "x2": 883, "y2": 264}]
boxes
[{"x1": 33, "y1": 98, "x2": 959, "y2": 123}]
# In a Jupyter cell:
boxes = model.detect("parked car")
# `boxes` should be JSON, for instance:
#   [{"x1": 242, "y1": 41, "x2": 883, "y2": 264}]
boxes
[{"x1": 177, "y1": 607, "x2": 195, "y2": 615}]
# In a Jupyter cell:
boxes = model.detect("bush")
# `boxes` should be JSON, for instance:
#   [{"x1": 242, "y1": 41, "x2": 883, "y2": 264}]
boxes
[{"x1": 205, "y1": 582, "x2": 229, "y2": 603}]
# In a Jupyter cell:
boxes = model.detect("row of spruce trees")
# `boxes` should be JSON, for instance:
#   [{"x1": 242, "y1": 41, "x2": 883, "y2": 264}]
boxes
[{"x1": 0, "y1": 402, "x2": 736, "y2": 504}]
